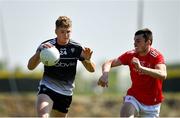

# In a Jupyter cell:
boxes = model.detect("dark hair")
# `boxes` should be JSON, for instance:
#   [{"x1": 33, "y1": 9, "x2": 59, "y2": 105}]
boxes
[
  {"x1": 135, "y1": 28, "x2": 153, "y2": 45},
  {"x1": 55, "y1": 16, "x2": 72, "y2": 29}
]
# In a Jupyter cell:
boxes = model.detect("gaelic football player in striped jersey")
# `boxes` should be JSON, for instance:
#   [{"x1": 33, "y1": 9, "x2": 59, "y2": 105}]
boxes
[{"x1": 28, "y1": 16, "x2": 95, "y2": 117}]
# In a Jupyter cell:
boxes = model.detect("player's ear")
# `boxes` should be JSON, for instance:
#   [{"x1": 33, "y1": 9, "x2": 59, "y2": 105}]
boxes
[{"x1": 146, "y1": 40, "x2": 151, "y2": 45}]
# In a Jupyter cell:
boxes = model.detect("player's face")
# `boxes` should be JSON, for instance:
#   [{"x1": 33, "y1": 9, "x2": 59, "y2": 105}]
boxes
[
  {"x1": 56, "y1": 27, "x2": 72, "y2": 45},
  {"x1": 134, "y1": 34, "x2": 149, "y2": 54}
]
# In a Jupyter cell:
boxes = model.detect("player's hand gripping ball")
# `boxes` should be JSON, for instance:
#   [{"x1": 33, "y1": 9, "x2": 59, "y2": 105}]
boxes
[{"x1": 40, "y1": 46, "x2": 60, "y2": 66}]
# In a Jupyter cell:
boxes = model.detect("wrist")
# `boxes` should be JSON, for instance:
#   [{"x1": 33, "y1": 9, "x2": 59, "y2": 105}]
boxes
[
  {"x1": 103, "y1": 71, "x2": 109, "y2": 75},
  {"x1": 138, "y1": 66, "x2": 144, "y2": 73},
  {"x1": 84, "y1": 59, "x2": 91, "y2": 63},
  {"x1": 102, "y1": 72, "x2": 109, "y2": 80}
]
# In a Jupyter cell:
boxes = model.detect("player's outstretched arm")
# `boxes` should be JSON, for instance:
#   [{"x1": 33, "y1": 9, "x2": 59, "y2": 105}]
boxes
[
  {"x1": 81, "y1": 47, "x2": 95, "y2": 72},
  {"x1": 82, "y1": 60, "x2": 96, "y2": 72},
  {"x1": 98, "y1": 58, "x2": 122, "y2": 87}
]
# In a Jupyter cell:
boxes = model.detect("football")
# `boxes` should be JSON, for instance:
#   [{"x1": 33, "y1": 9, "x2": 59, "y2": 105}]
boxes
[{"x1": 40, "y1": 46, "x2": 60, "y2": 66}]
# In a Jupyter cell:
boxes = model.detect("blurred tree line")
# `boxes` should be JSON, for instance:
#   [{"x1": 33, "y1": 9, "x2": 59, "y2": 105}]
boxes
[{"x1": 0, "y1": 59, "x2": 180, "y2": 93}]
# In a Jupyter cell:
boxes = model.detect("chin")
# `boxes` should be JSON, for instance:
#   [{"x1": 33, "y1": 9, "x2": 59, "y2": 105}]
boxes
[
  {"x1": 135, "y1": 48, "x2": 138, "y2": 52},
  {"x1": 135, "y1": 49, "x2": 141, "y2": 53}
]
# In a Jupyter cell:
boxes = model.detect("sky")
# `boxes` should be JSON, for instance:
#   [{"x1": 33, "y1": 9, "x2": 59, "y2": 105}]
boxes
[{"x1": 0, "y1": 0, "x2": 180, "y2": 71}]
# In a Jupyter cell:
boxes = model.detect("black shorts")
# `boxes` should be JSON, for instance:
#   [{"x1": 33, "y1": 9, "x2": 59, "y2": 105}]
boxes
[{"x1": 38, "y1": 85, "x2": 72, "y2": 113}]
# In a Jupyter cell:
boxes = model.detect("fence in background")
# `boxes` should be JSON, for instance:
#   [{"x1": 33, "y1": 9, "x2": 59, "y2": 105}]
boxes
[{"x1": 0, "y1": 77, "x2": 180, "y2": 92}]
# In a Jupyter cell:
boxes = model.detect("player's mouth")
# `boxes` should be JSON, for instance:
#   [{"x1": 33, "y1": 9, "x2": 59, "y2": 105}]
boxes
[{"x1": 134, "y1": 47, "x2": 139, "y2": 52}]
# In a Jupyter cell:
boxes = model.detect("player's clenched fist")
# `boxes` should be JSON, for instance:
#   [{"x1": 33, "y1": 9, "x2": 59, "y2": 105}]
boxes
[{"x1": 97, "y1": 72, "x2": 109, "y2": 87}]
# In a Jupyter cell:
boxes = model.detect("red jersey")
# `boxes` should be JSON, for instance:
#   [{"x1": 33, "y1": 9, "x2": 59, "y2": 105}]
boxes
[{"x1": 118, "y1": 47, "x2": 165, "y2": 105}]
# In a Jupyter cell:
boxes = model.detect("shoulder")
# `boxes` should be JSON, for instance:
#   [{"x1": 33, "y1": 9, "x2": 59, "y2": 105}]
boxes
[
  {"x1": 41, "y1": 38, "x2": 56, "y2": 45},
  {"x1": 149, "y1": 48, "x2": 165, "y2": 64},
  {"x1": 118, "y1": 49, "x2": 136, "y2": 65},
  {"x1": 119, "y1": 49, "x2": 136, "y2": 59},
  {"x1": 124, "y1": 49, "x2": 136, "y2": 56},
  {"x1": 69, "y1": 40, "x2": 83, "y2": 48},
  {"x1": 149, "y1": 48, "x2": 163, "y2": 58}
]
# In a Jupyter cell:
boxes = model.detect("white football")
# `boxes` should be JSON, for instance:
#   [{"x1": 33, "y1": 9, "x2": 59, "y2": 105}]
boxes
[{"x1": 40, "y1": 46, "x2": 60, "y2": 66}]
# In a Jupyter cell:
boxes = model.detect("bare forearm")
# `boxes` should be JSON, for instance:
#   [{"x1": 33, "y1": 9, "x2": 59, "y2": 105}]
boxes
[
  {"x1": 140, "y1": 66, "x2": 167, "y2": 80},
  {"x1": 102, "y1": 59, "x2": 121, "y2": 73},
  {"x1": 132, "y1": 57, "x2": 167, "y2": 80},
  {"x1": 98, "y1": 59, "x2": 121, "y2": 88},
  {"x1": 27, "y1": 52, "x2": 41, "y2": 70},
  {"x1": 102, "y1": 60, "x2": 113, "y2": 73},
  {"x1": 82, "y1": 60, "x2": 96, "y2": 72}
]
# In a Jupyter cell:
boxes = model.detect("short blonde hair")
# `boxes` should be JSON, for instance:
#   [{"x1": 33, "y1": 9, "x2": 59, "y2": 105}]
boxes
[{"x1": 55, "y1": 16, "x2": 72, "y2": 29}]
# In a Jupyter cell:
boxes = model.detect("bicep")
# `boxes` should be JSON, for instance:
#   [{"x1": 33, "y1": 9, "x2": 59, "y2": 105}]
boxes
[{"x1": 111, "y1": 58, "x2": 122, "y2": 67}]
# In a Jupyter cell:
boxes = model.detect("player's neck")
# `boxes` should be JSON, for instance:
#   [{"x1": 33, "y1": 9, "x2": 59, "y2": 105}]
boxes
[{"x1": 57, "y1": 38, "x2": 69, "y2": 45}]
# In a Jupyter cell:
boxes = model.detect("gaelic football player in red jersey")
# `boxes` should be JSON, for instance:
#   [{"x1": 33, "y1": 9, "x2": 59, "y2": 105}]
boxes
[{"x1": 98, "y1": 28, "x2": 167, "y2": 117}]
